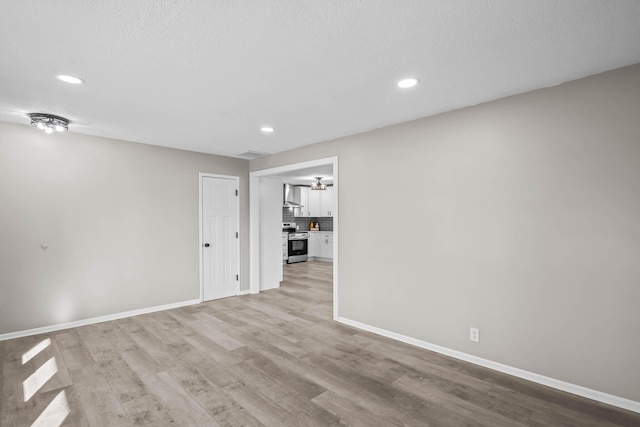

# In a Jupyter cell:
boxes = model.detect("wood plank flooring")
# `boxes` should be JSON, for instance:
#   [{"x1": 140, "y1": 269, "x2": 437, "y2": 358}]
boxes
[{"x1": 1, "y1": 261, "x2": 639, "y2": 426}]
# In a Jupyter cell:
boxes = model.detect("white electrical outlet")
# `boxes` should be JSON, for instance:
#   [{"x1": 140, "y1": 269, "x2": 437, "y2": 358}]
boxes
[{"x1": 470, "y1": 327, "x2": 480, "y2": 343}]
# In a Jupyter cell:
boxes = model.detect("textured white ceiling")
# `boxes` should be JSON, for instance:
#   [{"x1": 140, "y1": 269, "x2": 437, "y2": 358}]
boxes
[{"x1": 1, "y1": 1, "x2": 639, "y2": 158}]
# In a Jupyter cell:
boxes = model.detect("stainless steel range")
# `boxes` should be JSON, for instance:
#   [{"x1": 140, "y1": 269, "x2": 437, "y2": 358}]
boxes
[{"x1": 282, "y1": 222, "x2": 309, "y2": 263}]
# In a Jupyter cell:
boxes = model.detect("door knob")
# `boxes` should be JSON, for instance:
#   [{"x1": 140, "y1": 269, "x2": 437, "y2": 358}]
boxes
[{"x1": 204, "y1": 243, "x2": 210, "y2": 247}]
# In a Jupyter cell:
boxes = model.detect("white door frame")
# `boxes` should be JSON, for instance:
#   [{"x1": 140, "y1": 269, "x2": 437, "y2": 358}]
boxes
[
  {"x1": 250, "y1": 156, "x2": 339, "y2": 320},
  {"x1": 199, "y1": 173, "x2": 241, "y2": 302}
]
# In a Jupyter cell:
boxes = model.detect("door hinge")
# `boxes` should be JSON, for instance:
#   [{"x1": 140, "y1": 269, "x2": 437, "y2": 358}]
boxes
[
  {"x1": 236, "y1": 274, "x2": 239, "y2": 281},
  {"x1": 235, "y1": 189, "x2": 238, "y2": 196},
  {"x1": 236, "y1": 231, "x2": 239, "y2": 238}
]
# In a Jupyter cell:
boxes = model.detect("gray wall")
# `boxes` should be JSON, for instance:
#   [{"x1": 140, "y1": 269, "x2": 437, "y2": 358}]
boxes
[
  {"x1": 0, "y1": 122, "x2": 250, "y2": 334},
  {"x1": 251, "y1": 65, "x2": 640, "y2": 402}
]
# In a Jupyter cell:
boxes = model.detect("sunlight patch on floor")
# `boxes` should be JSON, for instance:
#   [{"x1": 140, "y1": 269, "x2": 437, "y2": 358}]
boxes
[
  {"x1": 22, "y1": 338, "x2": 51, "y2": 365},
  {"x1": 30, "y1": 390, "x2": 70, "y2": 427},
  {"x1": 23, "y1": 357, "x2": 58, "y2": 402}
]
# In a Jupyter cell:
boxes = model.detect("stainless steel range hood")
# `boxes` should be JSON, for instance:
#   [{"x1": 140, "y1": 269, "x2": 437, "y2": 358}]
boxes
[{"x1": 283, "y1": 183, "x2": 303, "y2": 208}]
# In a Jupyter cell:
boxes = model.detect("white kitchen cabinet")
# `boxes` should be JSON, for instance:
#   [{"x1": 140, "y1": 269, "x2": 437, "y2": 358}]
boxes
[
  {"x1": 308, "y1": 232, "x2": 332, "y2": 261},
  {"x1": 320, "y1": 186, "x2": 333, "y2": 217},
  {"x1": 294, "y1": 186, "x2": 311, "y2": 217},
  {"x1": 304, "y1": 186, "x2": 333, "y2": 217},
  {"x1": 282, "y1": 232, "x2": 288, "y2": 262},
  {"x1": 308, "y1": 233, "x2": 320, "y2": 258},
  {"x1": 308, "y1": 188, "x2": 321, "y2": 217},
  {"x1": 319, "y1": 232, "x2": 333, "y2": 260}
]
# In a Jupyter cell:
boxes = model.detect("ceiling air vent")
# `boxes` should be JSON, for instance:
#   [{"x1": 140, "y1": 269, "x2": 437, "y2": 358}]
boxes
[{"x1": 235, "y1": 150, "x2": 270, "y2": 160}]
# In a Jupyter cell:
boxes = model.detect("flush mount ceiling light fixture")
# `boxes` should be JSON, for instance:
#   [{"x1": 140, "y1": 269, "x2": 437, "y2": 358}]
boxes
[
  {"x1": 397, "y1": 77, "x2": 419, "y2": 88},
  {"x1": 311, "y1": 177, "x2": 327, "y2": 190},
  {"x1": 260, "y1": 126, "x2": 275, "y2": 133},
  {"x1": 29, "y1": 113, "x2": 70, "y2": 134}
]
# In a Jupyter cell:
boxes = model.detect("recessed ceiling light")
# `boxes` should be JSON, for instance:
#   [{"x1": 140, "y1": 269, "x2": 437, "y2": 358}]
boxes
[
  {"x1": 260, "y1": 126, "x2": 275, "y2": 133},
  {"x1": 397, "y1": 78, "x2": 419, "y2": 89},
  {"x1": 56, "y1": 74, "x2": 85, "y2": 85}
]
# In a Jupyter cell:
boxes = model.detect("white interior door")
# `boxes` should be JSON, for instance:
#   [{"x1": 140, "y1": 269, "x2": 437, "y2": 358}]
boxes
[{"x1": 202, "y1": 176, "x2": 239, "y2": 301}]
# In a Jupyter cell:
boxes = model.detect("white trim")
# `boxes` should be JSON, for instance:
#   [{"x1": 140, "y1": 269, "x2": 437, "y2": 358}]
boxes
[
  {"x1": 251, "y1": 157, "x2": 337, "y2": 178},
  {"x1": 239, "y1": 289, "x2": 250, "y2": 296},
  {"x1": 0, "y1": 299, "x2": 201, "y2": 342},
  {"x1": 199, "y1": 173, "x2": 204, "y2": 301},
  {"x1": 249, "y1": 175, "x2": 260, "y2": 294},
  {"x1": 337, "y1": 317, "x2": 640, "y2": 414},
  {"x1": 332, "y1": 158, "x2": 339, "y2": 321},
  {"x1": 249, "y1": 156, "x2": 339, "y2": 318},
  {"x1": 199, "y1": 173, "x2": 241, "y2": 302}
]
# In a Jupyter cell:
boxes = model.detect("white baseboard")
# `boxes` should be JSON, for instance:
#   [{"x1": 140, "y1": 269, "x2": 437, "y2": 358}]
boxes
[
  {"x1": 239, "y1": 289, "x2": 250, "y2": 295},
  {"x1": 308, "y1": 256, "x2": 332, "y2": 262},
  {"x1": 337, "y1": 316, "x2": 640, "y2": 414},
  {"x1": 0, "y1": 299, "x2": 201, "y2": 342}
]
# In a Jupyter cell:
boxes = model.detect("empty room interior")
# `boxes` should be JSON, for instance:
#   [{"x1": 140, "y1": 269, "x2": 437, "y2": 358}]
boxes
[{"x1": 1, "y1": 1, "x2": 640, "y2": 426}]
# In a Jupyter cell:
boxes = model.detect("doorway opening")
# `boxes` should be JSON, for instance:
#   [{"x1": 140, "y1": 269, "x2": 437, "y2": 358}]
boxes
[{"x1": 250, "y1": 157, "x2": 338, "y2": 320}]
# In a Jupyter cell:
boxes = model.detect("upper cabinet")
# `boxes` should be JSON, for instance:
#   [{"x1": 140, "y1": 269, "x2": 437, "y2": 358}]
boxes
[
  {"x1": 319, "y1": 186, "x2": 333, "y2": 217},
  {"x1": 311, "y1": 186, "x2": 333, "y2": 217},
  {"x1": 308, "y1": 187, "x2": 321, "y2": 217},
  {"x1": 294, "y1": 185, "x2": 333, "y2": 217},
  {"x1": 294, "y1": 186, "x2": 311, "y2": 217}
]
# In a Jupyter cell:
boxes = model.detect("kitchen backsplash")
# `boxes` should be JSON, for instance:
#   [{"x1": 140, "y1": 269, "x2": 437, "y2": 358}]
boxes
[{"x1": 282, "y1": 207, "x2": 333, "y2": 231}]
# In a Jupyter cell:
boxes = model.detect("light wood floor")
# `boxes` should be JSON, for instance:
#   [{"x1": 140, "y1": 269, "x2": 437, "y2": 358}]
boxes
[{"x1": 1, "y1": 261, "x2": 639, "y2": 426}]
